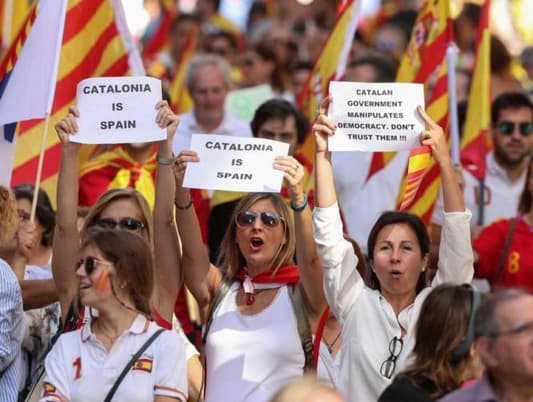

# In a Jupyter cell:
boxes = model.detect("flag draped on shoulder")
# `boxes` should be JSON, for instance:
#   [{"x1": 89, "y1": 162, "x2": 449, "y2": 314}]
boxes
[
  {"x1": 297, "y1": 0, "x2": 363, "y2": 162},
  {"x1": 7, "y1": 0, "x2": 144, "y2": 203},
  {"x1": 461, "y1": 0, "x2": 491, "y2": 181}
]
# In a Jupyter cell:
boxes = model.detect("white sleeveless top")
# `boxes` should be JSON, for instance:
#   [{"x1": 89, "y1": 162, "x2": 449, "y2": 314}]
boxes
[{"x1": 204, "y1": 282, "x2": 305, "y2": 402}]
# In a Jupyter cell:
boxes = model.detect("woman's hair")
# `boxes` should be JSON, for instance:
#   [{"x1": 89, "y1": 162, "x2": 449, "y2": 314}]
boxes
[
  {"x1": 518, "y1": 160, "x2": 532, "y2": 214},
  {"x1": 81, "y1": 229, "x2": 154, "y2": 316},
  {"x1": 367, "y1": 211, "x2": 430, "y2": 293},
  {"x1": 13, "y1": 184, "x2": 56, "y2": 247},
  {"x1": 81, "y1": 188, "x2": 153, "y2": 244},
  {"x1": 216, "y1": 192, "x2": 295, "y2": 278},
  {"x1": 0, "y1": 186, "x2": 18, "y2": 245},
  {"x1": 400, "y1": 284, "x2": 479, "y2": 399},
  {"x1": 250, "y1": 43, "x2": 288, "y2": 92}
]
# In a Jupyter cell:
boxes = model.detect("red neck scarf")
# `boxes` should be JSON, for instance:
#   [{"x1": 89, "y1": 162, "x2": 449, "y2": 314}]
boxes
[{"x1": 235, "y1": 265, "x2": 300, "y2": 305}]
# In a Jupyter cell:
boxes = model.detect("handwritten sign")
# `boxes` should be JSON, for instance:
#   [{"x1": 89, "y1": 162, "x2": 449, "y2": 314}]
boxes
[
  {"x1": 72, "y1": 76, "x2": 165, "y2": 144},
  {"x1": 183, "y1": 134, "x2": 289, "y2": 192},
  {"x1": 328, "y1": 81, "x2": 424, "y2": 152}
]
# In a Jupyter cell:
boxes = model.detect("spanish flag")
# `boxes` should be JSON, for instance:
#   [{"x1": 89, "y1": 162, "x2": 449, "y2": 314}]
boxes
[{"x1": 133, "y1": 358, "x2": 153, "y2": 373}]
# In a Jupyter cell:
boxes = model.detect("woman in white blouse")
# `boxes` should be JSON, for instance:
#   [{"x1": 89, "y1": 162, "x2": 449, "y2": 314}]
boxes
[{"x1": 311, "y1": 101, "x2": 474, "y2": 401}]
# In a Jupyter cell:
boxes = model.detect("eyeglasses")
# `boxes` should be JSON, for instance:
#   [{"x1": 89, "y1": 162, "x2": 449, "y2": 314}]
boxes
[
  {"x1": 490, "y1": 321, "x2": 533, "y2": 340},
  {"x1": 76, "y1": 256, "x2": 113, "y2": 275},
  {"x1": 235, "y1": 210, "x2": 283, "y2": 228},
  {"x1": 380, "y1": 336, "x2": 403, "y2": 379},
  {"x1": 93, "y1": 217, "x2": 145, "y2": 231},
  {"x1": 497, "y1": 121, "x2": 533, "y2": 137}
]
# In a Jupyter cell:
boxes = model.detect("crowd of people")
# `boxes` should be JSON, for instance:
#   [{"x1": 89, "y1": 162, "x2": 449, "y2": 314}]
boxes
[{"x1": 1, "y1": 0, "x2": 533, "y2": 401}]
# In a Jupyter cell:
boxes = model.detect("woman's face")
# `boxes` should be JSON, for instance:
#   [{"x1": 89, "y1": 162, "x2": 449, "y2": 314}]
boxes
[
  {"x1": 94, "y1": 198, "x2": 148, "y2": 240},
  {"x1": 235, "y1": 198, "x2": 286, "y2": 272},
  {"x1": 76, "y1": 244, "x2": 115, "y2": 308},
  {"x1": 372, "y1": 223, "x2": 428, "y2": 301},
  {"x1": 17, "y1": 197, "x2": 45, "y2": 243},
  {"x1": 240, "y1": 50, "x2": 274, "y2": 87}
]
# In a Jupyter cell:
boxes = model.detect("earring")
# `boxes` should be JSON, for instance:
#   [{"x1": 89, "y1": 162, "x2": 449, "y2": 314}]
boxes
[
  {"x1": 421, "y1": 266, "x2": 426, "y2": 272},
  {"x1": 120, "y1": 283, "x2": 126, "y2": 289}
]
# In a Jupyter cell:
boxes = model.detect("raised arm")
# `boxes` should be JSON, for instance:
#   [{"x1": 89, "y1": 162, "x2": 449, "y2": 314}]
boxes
[
  {"x1": 152, "y1": 101, "x2": 181, "y2": 322},
  {"x1": 52, "y1": 107, "x2": 82, "y2": 323},
  {"x1": 173, "y1": 151, "x2": 221, "y2": 312},
  {"x1": 273, "y1": 155, "x2": 326, "y2": 317},
  {"x1": 312, "y1": 99, "x2": 364, "y2": 323},
  {"x1": 417, "y1": 106, "x2": 473, "y2": 285}
]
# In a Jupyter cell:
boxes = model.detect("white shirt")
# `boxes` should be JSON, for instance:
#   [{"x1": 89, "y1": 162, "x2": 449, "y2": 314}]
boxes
[
  {"x1": 172, "y1": 110, "x2": 253, "y2": 155},
  {"x1": 313, "y1": 203, "x2": 474, "y2": 401},
  {"x1": 432, "y1": 152, "x2": 528, "y2": 228},
  {"x1": 204, "y1": 282, "x2": 304, "y2": 402},
  {"x1": 40, "y1": 315, "x2": 188, "y2": 402},
  {"x1": 316, "y1": 340, "x2": 341, "y2": 389}
]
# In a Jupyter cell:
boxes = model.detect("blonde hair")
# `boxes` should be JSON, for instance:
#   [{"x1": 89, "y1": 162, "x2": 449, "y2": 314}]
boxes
[
  {"x1": 81, "y1": 188, "x2": 153, "y2": 245},
  {"x1": 269, "y1": 376, "x2": 343, "y2": 402},
  {"x1": 216, "y1": 192, "x2": 295, "y2": 278},
  {"x1": 0, "y1": 186, "x2": 18, "y2": 245}
]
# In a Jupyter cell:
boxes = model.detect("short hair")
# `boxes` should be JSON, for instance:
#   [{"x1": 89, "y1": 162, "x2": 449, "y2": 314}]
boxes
[
  {"x1": 490, "y1": 35, "x2": 512, "y2": 74},
  {"x1": 518, "y1": 160, "x2": 533, "y2": 214},
  {"x1": 184, "y1": 53, "x2": 232, "y2": 92},
  {"x1": 206, "y1": 29, "x2": 239, "y2": 51},
  {"x1": 474, "y1": 288, "x2": 531, "y2": 340},
  {"x1": 216, "y1": 192, "x2": 295, "y2": 278},
  {"x1": 13, "y1": 184, "x2": 55, "y2": 247},
  {"x1": 401, "y1": 284, "x2": 481, "y2": 399},
  {"x1": 367, "y1": 211, "x2": 430, "y2": 293},
  {"x1": 81, "y1": 229, "x2": 154, "y2": 316},
  {"x1": 459, "y1": 3, "x2": 482, "y2": 26},
  {"x1": 348, "y1": 54, "x2": 398, "y2": 82},
  {"x1": 250, "y1": 99, "x2": 310, "y2": 145},
  {"x1": 82, "y1": 188, "x2": 153, "y2": 245},
  {"x1": 169, "y1": 13, "x2": 200, "y2": 34},
  {"x1": 491, "y1": 91, "x2": 533, "y2": 124},
  {"x1": 0, "y1": 186, "x2": 18, "y2": 245}
]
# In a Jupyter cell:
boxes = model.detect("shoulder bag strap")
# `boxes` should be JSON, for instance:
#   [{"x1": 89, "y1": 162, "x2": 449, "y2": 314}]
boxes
[
  {"x1": 495, "y1": 218, "x2": 517, "y2": 286},
  {"x1": 288, "y1": 284, "x2": 314, "y2": 372},
  {"x1": 103, "y1": 328, "x2": 165, "y2": 402}
]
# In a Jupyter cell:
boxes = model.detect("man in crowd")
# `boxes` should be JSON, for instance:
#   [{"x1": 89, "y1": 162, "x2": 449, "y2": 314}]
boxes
[
  {"x1": 439, "y1": 289, "x2": 533, "y2": 402},
  {"x1": 432, "y1": 91, "x2": 533, "y2": 240}
]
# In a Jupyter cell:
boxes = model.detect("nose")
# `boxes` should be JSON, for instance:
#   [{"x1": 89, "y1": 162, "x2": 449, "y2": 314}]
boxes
[{"x1": 390, "y1": 247, "x2": 401, "y2": 263}]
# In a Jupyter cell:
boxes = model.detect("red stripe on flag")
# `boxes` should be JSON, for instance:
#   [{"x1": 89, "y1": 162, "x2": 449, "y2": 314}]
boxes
[
  {"x1": 11, "y1": 142, "x2": 61, "y2": 184},
  {"x1": 413, "y1": 25, "x2": 451, "y2": 83},
  {"x1": 62, "y1": 0, "x2": 105, "y2": 44}
]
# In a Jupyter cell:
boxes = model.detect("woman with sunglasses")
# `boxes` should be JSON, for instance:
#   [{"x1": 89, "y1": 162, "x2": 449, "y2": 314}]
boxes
[
  {"x1": 52, "y1": 101, "x2": 204, "y2": 398},
  {"x1": 472, "y1": 159, "x2": 533, "y2": 292},
  {"x1": 171, "y1": 148, "x2": 326, "y2": 402},
  {"x1": 312, "y1": 100, "x2": 474, "y2": 401},
  {"x1": 41, "y1": 229, "x2": 188, "y2": 401}
]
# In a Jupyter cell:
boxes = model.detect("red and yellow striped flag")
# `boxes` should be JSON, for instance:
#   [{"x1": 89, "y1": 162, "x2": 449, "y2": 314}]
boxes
[
  {"x1": 0, "y1": 0, "x2": 35, "y2": 48},
  {"x1": 9, "y1": 0, "x2": 144, "y2": 204},
  {"x1": 461, "y1": 0, "x2": 491, "y2": 180},
  {"x1": 168, "y1": 29, "x2": 198, "y2": 113},
  {"x1": 399, "y1": 145, "x2": 431, "y2": 210},
  {"x1": 140, "y1": 0, "x2": 177, "y2": 64},
  {"x1": 297, "y1": 0, "x2": 362, "y2": 163}
]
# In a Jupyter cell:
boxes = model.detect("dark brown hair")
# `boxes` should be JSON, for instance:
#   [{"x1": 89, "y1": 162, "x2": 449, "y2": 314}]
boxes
[
  {"x1": 81, "y1": 229, "x2": 154, "y2": 316},
  {"x1": 518, "y1": 160, "x2": 533, "y2": 214}
]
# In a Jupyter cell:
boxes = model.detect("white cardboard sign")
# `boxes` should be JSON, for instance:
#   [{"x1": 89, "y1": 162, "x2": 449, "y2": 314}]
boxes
[
  {"x1": 328, "y1": 81, "x2": 425, "y2": 152},
  {"x1": 72, "y1": 76, "x2": 165, "y2": 144},
  {"x1": 183, "y1": 134, "x2": 289, "y2": 192}
]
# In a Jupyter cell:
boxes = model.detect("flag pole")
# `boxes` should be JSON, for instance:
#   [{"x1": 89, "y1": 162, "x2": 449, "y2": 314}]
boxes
[
  {"x1": 446, "y1": 43, "x2": 460, "y2": 166},
  {"x1": 30, "y1": 113, "x2": 51, "y2": 221}
]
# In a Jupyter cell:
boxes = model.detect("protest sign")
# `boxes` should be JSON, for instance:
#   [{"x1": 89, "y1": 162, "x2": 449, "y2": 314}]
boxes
[
  {"x1": 328, "y1": 81, "x2": 424, "y2": 152},
  {"x1": 183, "y1": 134, "x2": 289, "y2": 192},
  {"x1": 72, "y1": 76, "x2": 165, "y2": 144}
]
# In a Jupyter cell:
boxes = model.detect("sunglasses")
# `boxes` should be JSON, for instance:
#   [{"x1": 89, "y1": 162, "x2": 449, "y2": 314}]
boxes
[
  {"x1": 380, "y1": 336, "x2": 403, "y2": 379},
  {"x1": 497, "y1": 121, "x2": 533, "y2": 137},
  {"x1": 94, "y1": 217, "x2": 145, "y2": 231},
  {"x1": 76, "y1": 256, "x2": 113, "y2": 275},
  {"x1": 235, "y1": 210, "x2": 283, "y2": 228}
]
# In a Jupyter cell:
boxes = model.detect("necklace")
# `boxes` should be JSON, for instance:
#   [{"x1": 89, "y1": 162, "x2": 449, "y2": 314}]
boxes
[
  {"x1": 244, "y1": 288, "x2": 268, "y2": 305},
  {"x1": 323, "y1": 331, "x2": 341, "y2": 355}
]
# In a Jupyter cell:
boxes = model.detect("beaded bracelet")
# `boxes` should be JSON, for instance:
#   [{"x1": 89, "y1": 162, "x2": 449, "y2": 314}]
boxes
[{"x1": 290, "y1": 193, "x2": 308, "y2": 212}]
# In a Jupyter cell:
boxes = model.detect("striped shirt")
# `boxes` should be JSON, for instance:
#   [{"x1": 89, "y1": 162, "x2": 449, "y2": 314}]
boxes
[{"x1": 0, "y1": 258, "x2": 24, "y2": 402}]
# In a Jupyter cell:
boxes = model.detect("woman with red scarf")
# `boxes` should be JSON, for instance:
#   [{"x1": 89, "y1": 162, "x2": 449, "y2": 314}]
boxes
[{"x1": 171, "y1": 149, "x2": 327, "y2": 402}]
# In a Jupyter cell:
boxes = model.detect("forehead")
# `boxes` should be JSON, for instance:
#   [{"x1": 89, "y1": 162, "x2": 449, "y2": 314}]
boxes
[
  {"x1": 98, "y1": 197, "x2": 144, "y2": 220},
  {"x1": 16, "y1": 197, "x2": 31, "y2": 212},
  {"x1": 258, "y1": 116, "x2": 297, "y2": 134},
  {"x1": 376, "y1": 222, "x2": 418, "y2": 243},
  {"x1": 496, "y1": 296, "x2": 533, "y2": 328},
  {"x1": 246, "y1": 198, "x2": 277, "y2": 212},
  {"x1": 495, "y1": 106, "x2": 533, "y2": 123},
  {"x1": 192, "y1": 65, "x2": 226, "y2": 90},
  {"x1": 346, "y1": 64, "x2": 377, "y2": 83}
]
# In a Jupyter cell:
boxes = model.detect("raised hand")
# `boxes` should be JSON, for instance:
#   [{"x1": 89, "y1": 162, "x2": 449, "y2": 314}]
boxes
[
  {"x1": 155, "y1": 100, "x2": 179, "y2": 141},
  {"x1": 55, "y1": 106, "x2": 80, "y2": 144},
  {"x1": 313, "y1": 96, "x2": 336, "y2": 153},
  {"x1": 173, "y1": 150, "x2": 200, "y2": 189},
  {"x1": 417, "y1": 105, "x2": 449, "y2": 165},
  {"x1": 273, "y1": 155, "x2": 305, "y2": 204}
]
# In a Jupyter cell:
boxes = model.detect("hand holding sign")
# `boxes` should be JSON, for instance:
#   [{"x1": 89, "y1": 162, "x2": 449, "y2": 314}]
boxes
[
  {"x1": 272, "y1": 155, "x2": 306, "y2": 204},
  {"x1": 313, "y1": 96, "x2": 336, "y2": 153},
  {"x1": 417, "y1": 105, "x2": 449, "y2": 165}
]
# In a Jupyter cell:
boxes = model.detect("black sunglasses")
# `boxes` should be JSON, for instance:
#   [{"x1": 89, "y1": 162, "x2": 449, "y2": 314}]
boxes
[
  {"x1": 94, "y1": 217, "x2": 145, "y2": 231},
  {"x1": 76, "y1": 256, "x2": 113, "y2": 275},
  {"x1": 497, "y1": 121, "x2": 533, "y2": 137},
  {"x1": 380, "y1": 336, "x2": 403, "y2": 379},
  {"x1": 235, "y1": 210, "x2": 283, "y2": 228}
]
